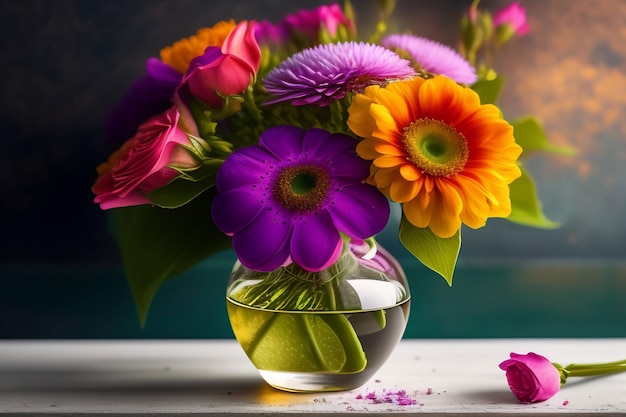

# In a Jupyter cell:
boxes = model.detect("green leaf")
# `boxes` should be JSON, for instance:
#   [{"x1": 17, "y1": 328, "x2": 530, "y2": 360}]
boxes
[
  {"x1": 147, "y1": 155, "x2": 225, "y2": 209},
  {"x1": 227, "y1": 302, "x2": 366, "y2": 373},
  {"x1": 399, "y1": 217, "x2": 460, "y2": 286},
  {"x1": 508, "y1": 164, "x2": 560, "y2": 229},
  {"x1": 111, "y1": 188, "x2": 231, "y2": 325},
  {"x1": 471, "y1": 75, "x2": 504, "y2": 105},
  {"x1": 512, "y1": 116, "x2": 577, "y2": 157}
]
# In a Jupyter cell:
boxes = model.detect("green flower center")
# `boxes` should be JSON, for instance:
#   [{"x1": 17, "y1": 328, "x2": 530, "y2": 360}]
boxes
[
  {"x1": 273, "y1": 164, "x2": 331, "y2": 212},
  {"x1": 403, "y1": 118, "x2": 469, "y2": 177}
]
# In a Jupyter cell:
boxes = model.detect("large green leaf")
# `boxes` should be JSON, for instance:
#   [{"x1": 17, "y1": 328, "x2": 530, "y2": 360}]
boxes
[
  {"x1": 512, "y1": 116, "x2": 576, "y2": 157},
  {"x1": 471, "y1": 75, "x2": 504, "y2": 105},
  {"x1": 111, "y1": 188, "x2": 231, "y2": 325},
  {"x1": 399, "y1": 217, "x2": 461, "y2": 286},
  {"x1": 508, "y1": 164, "x2": 560, "y2": 229}
]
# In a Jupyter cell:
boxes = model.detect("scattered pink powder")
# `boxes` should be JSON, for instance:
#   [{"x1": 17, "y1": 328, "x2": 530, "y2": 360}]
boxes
[{"x1": 355, "y1": 389, "x2": 417, "y2": 406}]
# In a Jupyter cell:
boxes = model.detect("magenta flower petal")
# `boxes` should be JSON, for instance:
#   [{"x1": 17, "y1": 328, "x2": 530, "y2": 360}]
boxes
[
  {"x1": 499, "y1": 352, "x2": 561, "y2": 403},
  {"x1": 381, "y1": 34, "x2": 477, "y2": 84},
  {"x1": 493, "y1": 3, "x2": 530, "y2": 36},
  {"x1": 290, "y1": 211, "x2": 343, "y2": 272},
  {"x1": 263, "y1": 42, "x2": 415, "y2": 106}
]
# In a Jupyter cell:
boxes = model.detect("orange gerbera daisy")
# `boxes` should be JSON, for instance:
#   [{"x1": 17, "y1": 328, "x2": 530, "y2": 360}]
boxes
[
  {"x1": 160, "y1": 20, "x2": 237, "y2": 74},
  {"x1": 347, "y1": 75, "x2": 522, "y2": 238}
]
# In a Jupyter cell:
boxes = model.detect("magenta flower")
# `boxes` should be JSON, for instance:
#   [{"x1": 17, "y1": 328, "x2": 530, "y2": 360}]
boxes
[
  {"x1": 493, "y1": 2, "x2": 530, "y2": 37},
  {"x1": 256, "y1": 3, "x2": 353, "y2": 47},
  {"x1": 263, "y1": 42, "x2": 415, "y2": 106},
  {"x1": 284, "y1": 3, "x2": 353, "y2": 41},
  {"x1": 93, "y1": 106, "x2": 197, "y2": 210},
  {"x1": 498, "y1": 352, "x2": 561, "y2": 403},
  {"x1": 176, "y1": 21, "x2": 261, "y2": 109},
  {"x1": 211, "y1": 125, "x2": 390, "y2": 272},
  {"x1": 380, "y1": 34, "x2": 477, "y2": 84},
  {"x1": 500, "y1": 352, "x2": 626, "y2": 404}
]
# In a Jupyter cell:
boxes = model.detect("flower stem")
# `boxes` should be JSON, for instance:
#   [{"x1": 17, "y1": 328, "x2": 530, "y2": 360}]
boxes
[
  {"x1": 565, "y1": 360, "x2": 626, "y2": 376},
  {"x1": 561, "y1": 359, "x2": 626, "y2": 378}
]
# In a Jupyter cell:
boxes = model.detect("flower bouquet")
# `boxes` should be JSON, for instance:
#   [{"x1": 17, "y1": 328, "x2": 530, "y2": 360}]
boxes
[{"x1": 93, "y1": 0, "x2": 571, "y2": 391}]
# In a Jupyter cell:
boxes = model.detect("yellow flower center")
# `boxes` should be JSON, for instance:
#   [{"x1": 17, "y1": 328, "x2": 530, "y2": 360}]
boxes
[
  {"x1": 403, "y1": 118, "x2": 469, "y2": 177},
  {"x1": 272, "y1": 165, "x2": 331, "y2": 212}
]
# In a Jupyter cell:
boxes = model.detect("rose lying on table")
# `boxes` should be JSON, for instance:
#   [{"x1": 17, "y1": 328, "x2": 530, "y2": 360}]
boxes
[{"x1": 499, "y1": 352, "x2": 626, "y2": 403}]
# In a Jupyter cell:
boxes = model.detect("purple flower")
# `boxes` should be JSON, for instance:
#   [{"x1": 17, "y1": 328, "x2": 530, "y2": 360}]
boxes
[
  {"x1": 104, "y1": 58, "x2": 181, "y2": 151},
  {"x1": 211, "y1": 125, "x2": 390, "y2": 272},
  {"x1": 381, "y1": 34, "x2": 477, "y2": 85},
  {"x1": 263, "y1": 42, "x2": 415, "y2": 106}
]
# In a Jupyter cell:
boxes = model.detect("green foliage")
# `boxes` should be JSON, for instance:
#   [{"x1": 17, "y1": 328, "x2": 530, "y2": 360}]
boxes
[
  {"x1": 399, "y1": 217, "x2": 461, "y2": 286},
  {"x1": 227, "y1": 305, "x2": 367, "y2": 373},
  {"x1": 111, "y1": 188, "x2": 231, "y2": 325},
  {"x1": 512, "y1": 116, "x2": 577, "y2": 157},
  {"x1": 508, "y1": 164, "x2": 560, "y2": 229},
  {"x1": 471, "y1": 75, "x2": 504, "y2": 105}
]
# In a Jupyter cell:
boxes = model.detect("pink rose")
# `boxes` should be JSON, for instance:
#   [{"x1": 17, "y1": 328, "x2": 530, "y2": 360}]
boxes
[
  {"x1": 178, "y1": 20, "x2": 261, "y2": 109},
  {"x1": 499, "y1": 352, "x2": 561, "y2": 403},
  {"x1": 493, "y1": 2, "x2": 530, "y2": 36},
  {"x1": 92, "y1": 106, "x2": 196, "y2": 210}
]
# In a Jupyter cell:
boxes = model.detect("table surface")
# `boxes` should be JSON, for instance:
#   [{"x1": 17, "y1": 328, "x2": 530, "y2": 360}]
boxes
[{"x1": 1, "y1": 339, "x2": 625, "y2": 416}]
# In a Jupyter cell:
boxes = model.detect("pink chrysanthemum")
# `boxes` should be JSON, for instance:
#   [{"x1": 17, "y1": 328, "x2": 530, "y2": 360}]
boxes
[
  {"x1": 381, "y1": 34, "x2": 477, "y2": 84},
  {"x1": 263, "y1": 41, "x2": 415, "y2": 106}
]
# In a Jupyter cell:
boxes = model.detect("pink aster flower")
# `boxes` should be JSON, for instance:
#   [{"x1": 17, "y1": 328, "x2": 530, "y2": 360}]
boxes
[
  {"x1": 263, "y1": 42, "x2": 415, "y2": 106},
  {"x1": 493, "y1": 2, "x2": 530, "y2": 37},
  {"x1": 381, "y1": 34, "x2": 477, "y2": 84},
  {"x1": 210, "y1": 125, "x2": 390, "y2": 272}
]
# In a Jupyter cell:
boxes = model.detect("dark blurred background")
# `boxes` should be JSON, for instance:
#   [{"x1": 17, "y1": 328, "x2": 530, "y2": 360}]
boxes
[{"x1": 1, "y1": 0, "x2": 625, "y2": 338}]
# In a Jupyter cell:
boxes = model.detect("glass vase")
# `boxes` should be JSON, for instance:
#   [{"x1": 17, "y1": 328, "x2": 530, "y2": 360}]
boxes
[{"x1": 226, "y1": 240, "x2": 410, "y2": 392}]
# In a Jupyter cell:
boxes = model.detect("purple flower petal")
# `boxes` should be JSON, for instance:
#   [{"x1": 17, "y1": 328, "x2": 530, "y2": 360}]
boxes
[
  {"x1": 258, "y1": 125, "x2": 305, "y2": 159},
  {"x1": 301, "y1": 130, "x2": 354, "y2": 161},
  {"x1": 232, "y1": 207, "x2": 292, "y2": 271},
  {"x1": 210, "y1": 188, "x2": 265, "y2": 235},
  {"x1": 381, "y1": 34, "x2": 477, "y2": 84},
  {"x1": 104, "y1": 58, "x2": 181, "y2": 151},
  {"x1": 290, "y1": 211, "x2": 343, "y2": 271},
  {"x1": 328, "y1": 185, "x2": 390, "y2": 238},
  {"x1": 216, "y1": 146, "x2": 276, "y2": 191},
  {"x1": 263, "y1": 42, "x2": 415, "y2": 106}
]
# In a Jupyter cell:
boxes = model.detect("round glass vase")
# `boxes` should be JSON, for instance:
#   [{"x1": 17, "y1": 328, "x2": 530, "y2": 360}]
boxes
[{"x1": 226, "y1": 241, "x2": 410, "y2": 392}]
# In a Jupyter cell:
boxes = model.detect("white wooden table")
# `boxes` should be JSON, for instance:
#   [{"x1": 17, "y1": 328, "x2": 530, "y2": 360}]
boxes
[{"x1": 1, "y1": 339, "x2": 625, "y2": 415}]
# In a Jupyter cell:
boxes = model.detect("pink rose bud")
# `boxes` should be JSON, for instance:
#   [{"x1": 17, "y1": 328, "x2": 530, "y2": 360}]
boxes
[
  {"x1": 179, "y1": 21, "x2": 261, "y2": 109},
  {"x1": 493, "y1": 2, "x2": 530, "y2": 37},
  {"x1": 499, "y1": 352, "x2": 561, "y2": 403}
]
